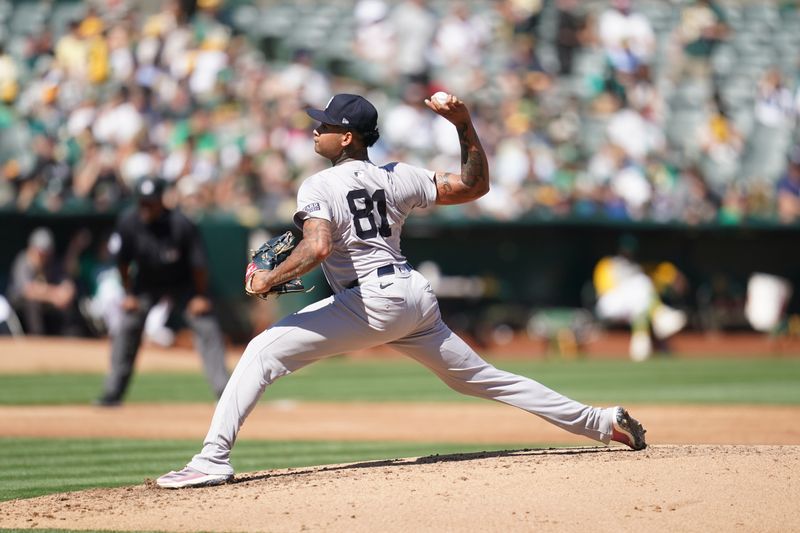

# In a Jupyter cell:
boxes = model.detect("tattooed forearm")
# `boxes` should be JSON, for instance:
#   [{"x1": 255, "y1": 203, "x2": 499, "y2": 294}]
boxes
[
  {"x1": 268, "y1": 242, "x2": 320, "y2": 285},
  {"x1": 457, "y1": 125, "x2": 470, "y2": 166},
  {"x1": 253, "y1": 219, "x2": 331, "y2": 291},
  {"x1": 457, "y1": 123, "x2": 489, "y2": 195},
  {"x1": 440, "y1": 172, "x2": 454, "y2": 195},
  {"x1": 435, "y1": 119, "x2": 490, "y2": 204},
  {"x1": 277, "y1": 220, "x2": 330, "y2": 282}
]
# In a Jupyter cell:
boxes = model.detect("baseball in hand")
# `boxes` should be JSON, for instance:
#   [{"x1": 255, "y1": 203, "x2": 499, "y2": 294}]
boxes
[{"x1": 431, "y1": 91, "x2": 450, "y2": 105}]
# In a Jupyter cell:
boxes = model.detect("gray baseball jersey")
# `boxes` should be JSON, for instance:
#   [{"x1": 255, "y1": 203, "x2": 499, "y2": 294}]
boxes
[
  {"x1": 187, "y1": 159, "x2": 619, "y2": 476},
  {"x1": 293, "y1": 159, "x2": 436, "y2": 293}
]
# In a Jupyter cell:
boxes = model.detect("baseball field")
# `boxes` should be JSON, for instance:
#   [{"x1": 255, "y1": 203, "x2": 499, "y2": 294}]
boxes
[{"x1": 0, "y1": 335, "x2": 798, "y2": 532}]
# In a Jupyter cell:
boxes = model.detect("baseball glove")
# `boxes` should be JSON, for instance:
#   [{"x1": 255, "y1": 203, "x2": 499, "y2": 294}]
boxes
[{"x1": 244, "y1": 231, "x2": 307, "y2": 299}]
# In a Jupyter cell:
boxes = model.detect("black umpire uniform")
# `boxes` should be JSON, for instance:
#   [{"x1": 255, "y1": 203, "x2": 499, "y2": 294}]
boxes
[{"x1": 95, "y1": 177, "x2": 229, "y2": 406}]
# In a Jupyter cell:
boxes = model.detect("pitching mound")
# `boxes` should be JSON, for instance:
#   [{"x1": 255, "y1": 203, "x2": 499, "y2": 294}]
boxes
[{"x1": 2, "y1": 445, "x2": 797, "y2": 532}]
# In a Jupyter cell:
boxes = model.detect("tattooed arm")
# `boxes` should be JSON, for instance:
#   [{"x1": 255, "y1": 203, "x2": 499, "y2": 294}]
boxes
[
  {"x1": 248, "y1": 218, "x2": 332, "y2": 294},
  {"x1": 424, "y1": 95, "x2": 490, "y2": 205}
]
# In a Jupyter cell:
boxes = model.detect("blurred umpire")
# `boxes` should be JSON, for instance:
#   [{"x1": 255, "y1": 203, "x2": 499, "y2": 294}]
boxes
[{"x1": 95, "y1": 176, "x2": 229, "y2": 406}]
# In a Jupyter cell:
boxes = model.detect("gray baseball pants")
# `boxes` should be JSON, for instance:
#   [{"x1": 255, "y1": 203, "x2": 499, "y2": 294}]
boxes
[
  {"x1": 100, "y1": 292, "x2": 229, "y2": 402},
  {"x1": 189, "y1": 270, "x2": 615, "y2": 475}
]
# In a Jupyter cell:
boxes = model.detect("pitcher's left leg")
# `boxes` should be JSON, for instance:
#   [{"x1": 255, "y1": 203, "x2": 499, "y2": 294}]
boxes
[{"x1": 187, "y1": 286, "x2": 419, "y2": 477}]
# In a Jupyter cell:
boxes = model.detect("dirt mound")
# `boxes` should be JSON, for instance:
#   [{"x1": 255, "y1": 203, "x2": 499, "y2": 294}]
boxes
[{"x1": 2, "y1": 445, "x2": 797, "y2": 533}]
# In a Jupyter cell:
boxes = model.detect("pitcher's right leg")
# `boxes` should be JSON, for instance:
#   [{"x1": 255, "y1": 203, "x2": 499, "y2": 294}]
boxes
[{"x1": 391, "y1": 320, "x2": 616, "y2": 444}]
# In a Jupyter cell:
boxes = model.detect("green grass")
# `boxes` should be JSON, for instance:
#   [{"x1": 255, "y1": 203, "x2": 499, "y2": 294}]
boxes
[
  {"x1": 1, "y1": 357, "x2": 798, "y2": 405},
  {"x1": 0, "y1": 437, "x2": 527, "y2": 502}
]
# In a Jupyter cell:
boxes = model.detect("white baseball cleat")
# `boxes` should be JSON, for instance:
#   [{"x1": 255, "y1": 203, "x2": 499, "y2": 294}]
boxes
[{"x1": 156, "y1": 466, "x2": 232, "y2": 489}]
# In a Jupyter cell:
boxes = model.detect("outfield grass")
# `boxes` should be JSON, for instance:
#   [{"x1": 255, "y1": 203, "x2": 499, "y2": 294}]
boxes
[
  {"x1": 0, "y1": 357, "x2": 798, "y2": 405},
  {"x1": 0, "y1": 437, "x2": 526, "y2": 502}
]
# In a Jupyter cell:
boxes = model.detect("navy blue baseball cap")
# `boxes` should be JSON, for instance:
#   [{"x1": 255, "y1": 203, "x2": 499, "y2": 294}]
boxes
[{"x1": 306, "y1": 94, "x2": 378, "y2": 134}]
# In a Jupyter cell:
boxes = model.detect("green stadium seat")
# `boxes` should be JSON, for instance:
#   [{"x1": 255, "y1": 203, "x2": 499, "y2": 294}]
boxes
[
  {"x1": 579, "y1": 116, "x2": 609, "y2": 155},
  {"x1": 0, "y1": 0, "x2": 12, "y2": 23},
  {"x1": 49, "y1": 2, "x2": 86, "y2": 37},
  {"x1": 7, "y1": 0, "x2": 50, "y2": 37}
]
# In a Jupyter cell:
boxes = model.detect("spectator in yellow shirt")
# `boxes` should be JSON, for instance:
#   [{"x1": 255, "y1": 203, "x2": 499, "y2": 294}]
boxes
[{"x1": 55, "y1": 20, "x2": 88, "y2": 80}]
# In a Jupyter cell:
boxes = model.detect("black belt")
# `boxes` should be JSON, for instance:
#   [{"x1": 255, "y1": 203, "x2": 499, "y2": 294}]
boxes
[{"x1": 345, "y1": 264, "x2": 400, "y2": 289}]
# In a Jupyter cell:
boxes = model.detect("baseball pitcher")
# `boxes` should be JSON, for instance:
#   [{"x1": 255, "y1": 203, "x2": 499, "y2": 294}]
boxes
[{"x1": 157, "y1": 93, "x2": 646, "y2": 488}]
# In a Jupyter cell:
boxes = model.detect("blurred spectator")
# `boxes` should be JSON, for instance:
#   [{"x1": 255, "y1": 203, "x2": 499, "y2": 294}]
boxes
[
  {"x1": 0, "y1": 44, "x2": 19, "y2": 104},
  {"x1": 626, "y1": 65, "x2": 666, "y2": 124},
  {"x1": 21, "y1": 27, "x2": 54, "y2": 71},
  {"x1": 776, "y1": 145, "x2": 800, "y2": 223},
  {"x1": 120, "y1": 141, "x2": 163, "y2": 189},
  {"x1": 673, "y1": 0, "x2": 729, "y2": 81},
  {"x1": 388, "y1": 0, "x2": 437, "y2": 83},
  {"x1": 609, "y1": 162, "x2": 652, "y2": 220},
  {"x1": 71, "y1": 140, "x2": 124, "y2": 211},
  {"x1": 6, "y1": 227, "x2": 82, "y2": 336},
  {"x1": 107, "y1": 23, "x2": 136, "y2": 83},
  {"x1": 274, "y1": 49, "x2": 331, "y2": 108},
  {"x1": 254, "y1": 150, "x2": 296, "y2": 222},
  {"x1": 431, "y1": 2, "x2": 491, "y2": 93},
  {"x1": 187, "y1": 26, "x2": 230, "y2": 100},
  {"x1": 606, "y1": 92, "x2": 665, "y2": 164},
  {"x1": 592, "y1": 234, "x2": 687, "y2": 361},
  {"x1": 55, "y1": 20, "x2": 88, "y2": 81},
  {"x1": 18, "y1": 135, "x2": 72, "y2": 212},
  {"x1": 507, "y1": 35, "x2": 553, "y2": 95},
  {"x1": 753, "y1": 68, "x2": 796, "y2": 133},
  {"x1": 353, "y1": 0, "x2": 395, "y2": 84},
  {"x1": 718, "y1": 182, "x2": 747, "y2": 225},
  {"x1": 741, "y1": 68, "x2": 796, "y2": 182},
  {"x1": 81, "y1": 8, "x2": 110, "y2": 86},
  {"x1": 382, "y1": 81, "x2": 437, "y2": 154},
  {"x1": 92, "y1": 86, "x2": 145, "y2": 151},
  {"x1": 597, "y1": 0, "x2": 656, "y2": 75},
  {"x1": 696, "y1": 95, "x2": 744, "y2": 190},
  {"x1": 478, "y1": 133, "x2": 531, "y2": 220},
  {"x1": 673, "y1": 164, "x2": 721, "y2": 225},
  {"x1": 555, "y1": 0, "x2": 588, "y2": 76},
  {"x1": 498, "y1": 0, "x2": 544, "y2": 37},
  {"x1": 0, "y1": 0, "x2": 796, "y2": 227}
]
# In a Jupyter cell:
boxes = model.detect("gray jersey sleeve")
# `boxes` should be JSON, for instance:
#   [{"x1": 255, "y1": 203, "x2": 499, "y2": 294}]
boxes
[
  {"x1": 293, "y1": 175, "x2": 333, "y2": 229},
  {"x1": 385, "y1": 162, "x2": 438, "y2": 211}
]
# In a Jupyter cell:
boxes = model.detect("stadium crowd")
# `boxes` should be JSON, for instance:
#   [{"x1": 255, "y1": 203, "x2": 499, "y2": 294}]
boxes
[{"x1": 0, "y1": 0, "x2": 799, "y2": 226}]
